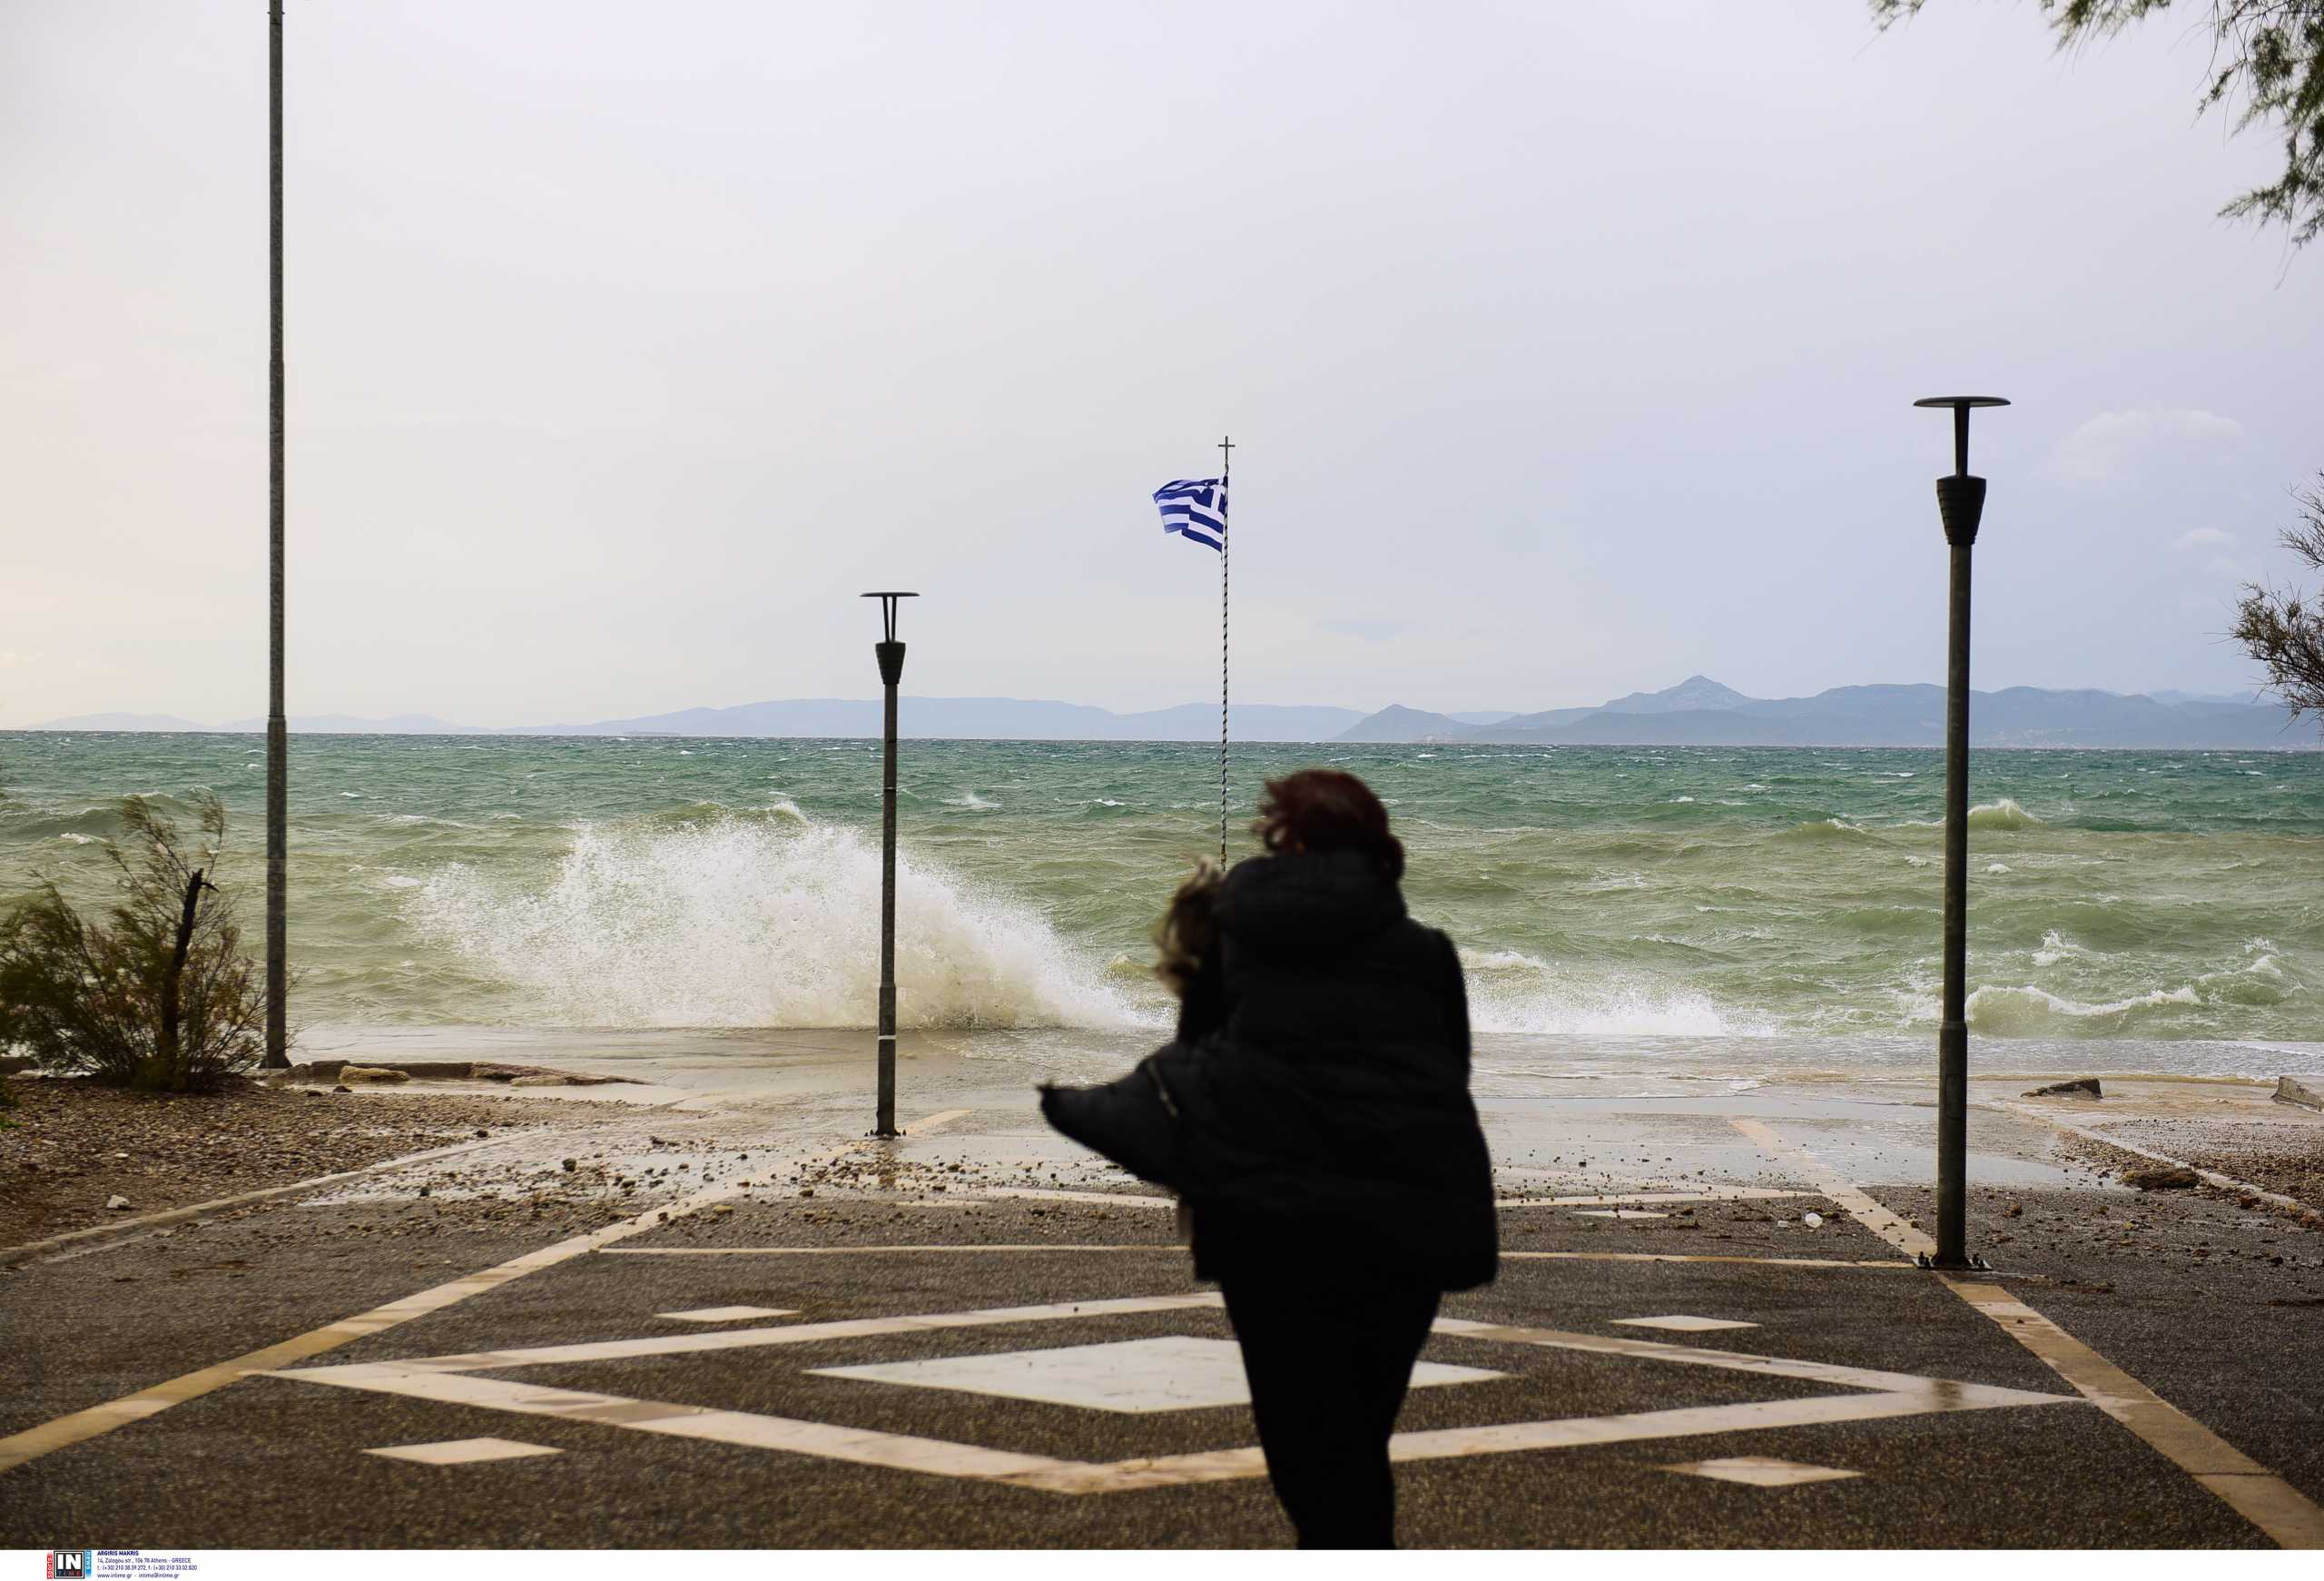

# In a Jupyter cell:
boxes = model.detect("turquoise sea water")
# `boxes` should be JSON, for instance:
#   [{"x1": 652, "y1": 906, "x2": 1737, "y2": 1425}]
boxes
[{"x1": 4, "y1": 732, "x2": 2320, "y2": 1083}]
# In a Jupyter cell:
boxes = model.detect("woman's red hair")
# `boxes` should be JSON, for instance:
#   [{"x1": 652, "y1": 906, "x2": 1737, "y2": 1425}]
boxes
[{"x1": 1253, "y1": 768, "x2": 1403, "y2": 883}]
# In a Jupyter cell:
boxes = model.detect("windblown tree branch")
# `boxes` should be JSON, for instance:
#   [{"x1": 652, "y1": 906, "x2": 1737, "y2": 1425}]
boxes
[
  {"x1": 1874, "y1": 1, "x2": 2324, "y2": 247},
  {"x1": 2233, "y1": 475, "x2": 2324, "y2": 719}
]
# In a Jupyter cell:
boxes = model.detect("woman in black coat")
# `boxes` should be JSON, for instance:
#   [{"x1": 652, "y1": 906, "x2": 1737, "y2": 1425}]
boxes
[{"x1": 1045, "y1": 768, "x2": 1496, "y2": 1547}]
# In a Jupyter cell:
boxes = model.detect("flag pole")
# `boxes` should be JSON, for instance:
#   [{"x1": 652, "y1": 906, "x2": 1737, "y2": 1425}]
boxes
[{"x1": 1217, "y1": 434, "x2": 1233, "y2": 865}]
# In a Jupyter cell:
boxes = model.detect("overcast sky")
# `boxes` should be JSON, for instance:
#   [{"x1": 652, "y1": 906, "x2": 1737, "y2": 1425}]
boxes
[{"x1": 5, "y1": 0, "x2": 2320, "y2": 727}]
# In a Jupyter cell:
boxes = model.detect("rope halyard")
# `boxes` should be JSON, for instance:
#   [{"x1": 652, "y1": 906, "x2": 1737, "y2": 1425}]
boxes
[{"x1": 1218, "y1": 434, "x2": 1233, "y2": 865}]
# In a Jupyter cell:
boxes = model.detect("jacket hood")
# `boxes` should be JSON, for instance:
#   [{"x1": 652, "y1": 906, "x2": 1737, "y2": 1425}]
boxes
[{"x1": 1216, "y1": 849, "x2": 1407, "y2": 957}]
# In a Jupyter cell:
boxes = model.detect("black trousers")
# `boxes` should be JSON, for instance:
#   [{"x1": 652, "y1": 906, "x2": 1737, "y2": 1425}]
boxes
[{"x1": 1218, "y1": 1273, "x2": 1443, "y2": 1549}]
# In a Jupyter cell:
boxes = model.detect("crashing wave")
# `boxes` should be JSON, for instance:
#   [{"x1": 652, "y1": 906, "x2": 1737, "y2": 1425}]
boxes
[
  {"x1": 1966, "y1": 798, "x2": 2043, "y2": 830},
  {"x1": 1458, "y1": 949, "x2": 1775, "y2": 1037},
  {"x1": 409, "y1": 805, "x2": 1151, "y2": 1031},
  {"x1": 1965, "y1": 983, "x2": 2201, "y2": 1034}
]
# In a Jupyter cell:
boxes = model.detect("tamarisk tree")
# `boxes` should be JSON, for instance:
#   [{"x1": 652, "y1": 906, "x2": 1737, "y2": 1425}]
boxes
[
  {"x1": 1873, "y1": 1, "x2": 2324, "y2": 248},
  {"x1": 2233, "y1": 475, "x2": 2324, "y2": 722},
  {"x1": 0, "y1": 794, "x2": 272, "y2": 1092}
]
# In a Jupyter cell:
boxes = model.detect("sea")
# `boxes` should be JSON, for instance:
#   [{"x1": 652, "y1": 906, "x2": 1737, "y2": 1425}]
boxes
[{"x1": 4, "y1": 731, "x2": 2320, "y2": 1092}]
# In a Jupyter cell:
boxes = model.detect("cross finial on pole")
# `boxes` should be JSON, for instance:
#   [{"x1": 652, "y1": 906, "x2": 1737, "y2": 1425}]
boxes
[{"x1": 1219, "y1": 434, "x2": 1234, "y2": 473}]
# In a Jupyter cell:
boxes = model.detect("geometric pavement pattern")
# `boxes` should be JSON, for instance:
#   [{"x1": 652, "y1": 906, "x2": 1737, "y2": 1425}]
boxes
[{"x1": 268, "y1": 1292, "x2": 2083, "y2": 1495}]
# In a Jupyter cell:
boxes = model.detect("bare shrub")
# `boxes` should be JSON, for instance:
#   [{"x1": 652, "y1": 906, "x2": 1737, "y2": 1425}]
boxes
[{"x1": 0, "y1": 794, "x2": 273, "y2": 1091}]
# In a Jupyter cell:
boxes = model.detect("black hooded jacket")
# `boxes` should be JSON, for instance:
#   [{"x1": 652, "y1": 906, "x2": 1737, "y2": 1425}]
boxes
[{"x1": 1167, "y1": 849, "x2": 1497, "y2": 1291}]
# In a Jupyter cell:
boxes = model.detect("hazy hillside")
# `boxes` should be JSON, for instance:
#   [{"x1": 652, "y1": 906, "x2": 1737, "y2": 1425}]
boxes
[
  {"x1": 509, "y1": 697, "x2": 1367, "y2": 741},
  {"x1": 1336, "y1": 677, "x2": 2313, "y2": 749},
  {"x1": 1335, "y1": 704, "x2": 1470, "y2": 743},
  {"x1": 29, "y1": 680, "x2": 2309, "y2": 748}
]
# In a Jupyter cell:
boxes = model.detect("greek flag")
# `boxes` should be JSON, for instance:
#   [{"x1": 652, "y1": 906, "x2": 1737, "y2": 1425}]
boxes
[{"x1": 1153, "y1": 478, "x2": 1226, "y2": 552}]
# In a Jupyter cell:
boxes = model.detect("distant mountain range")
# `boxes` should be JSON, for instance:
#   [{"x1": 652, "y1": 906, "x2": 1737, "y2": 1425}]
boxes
[
  {"x1": 26, "y1": 700, "x2": 1369, "y2": 742},
  {"x1": 25, "y1": 677, "x2": 2314, "y2": 748},
  {"x1": 1338, "y1": 677, "x2": 2313, "y2": 749}
]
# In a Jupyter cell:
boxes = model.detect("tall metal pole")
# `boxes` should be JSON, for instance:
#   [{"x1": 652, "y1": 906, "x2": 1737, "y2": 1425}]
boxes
[
  {"x1": 1915, "y1": 394, "x2": 2007, "y2": 1270},
  {"x1": 864, "y1": 592, "x2": 916, "y2": 1139},
  {"x1": 1217, "y1": 434, "x2": 1232, "y2": 866},
  {"x1": 263, "y1": 0, "x2": 289, "y2": 1068}
]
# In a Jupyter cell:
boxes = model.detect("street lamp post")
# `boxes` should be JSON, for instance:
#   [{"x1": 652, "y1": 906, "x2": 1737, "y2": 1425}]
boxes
[
  {"x1": 1914, "y1": 394, "x2": 2008, "y2": 1270},
  {"x1": 862, "y1": 591, "x2": 918, "y2": 1140},
  {"x1": 263, "y1": 0, "x2": 289, "y2": 1069}
]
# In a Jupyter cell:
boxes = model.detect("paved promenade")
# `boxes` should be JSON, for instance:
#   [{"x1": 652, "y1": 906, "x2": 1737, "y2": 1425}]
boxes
[{"x1": 3, "y1": 1060, "x2": 2319, "y2": 1548}]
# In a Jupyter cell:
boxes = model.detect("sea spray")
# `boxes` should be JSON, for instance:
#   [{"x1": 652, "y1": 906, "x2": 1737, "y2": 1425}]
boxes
[
  {"x1": 409, "y1": 808, "x2": 1154, "y2": 1030},
  {"x1": 1459, "y1": 948, "x2": 1777, "y2": 1038},
  {"x1": 8, "y1": 732, "x2": 2324, "y2": 1051}
]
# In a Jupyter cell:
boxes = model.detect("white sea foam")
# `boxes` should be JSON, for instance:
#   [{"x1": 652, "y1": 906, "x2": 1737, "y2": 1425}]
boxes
[
  {"x1": 2032, "y1": 929, "x2": 2084, "y2": 967},
  {"x1": 409, "y1": 807, "x2": 1153, "y2": 1031},
  {"x1": 1966, "y1": 983, "x2": 2201, "y2": 1032},
  {"x1": 1459, "y1": 949, "x2": 1774, "y2": 1037},
  {"x1": 943, "y1": 792, "x2": 1000, "y2": 811},
  {"x1": 1472, "y1": 978, "x2": 1776, "y2": 1038}
]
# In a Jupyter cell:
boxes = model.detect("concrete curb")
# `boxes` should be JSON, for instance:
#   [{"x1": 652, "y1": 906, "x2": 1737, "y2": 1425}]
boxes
[{"x1": 1994, "y1": 1102, "x2": 2319, "y2": 1220}]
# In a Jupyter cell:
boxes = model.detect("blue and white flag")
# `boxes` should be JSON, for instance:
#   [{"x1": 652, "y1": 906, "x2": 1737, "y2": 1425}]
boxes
[{"x1": 1153, "y1": 477, "x2": 1227, "y2": 552}]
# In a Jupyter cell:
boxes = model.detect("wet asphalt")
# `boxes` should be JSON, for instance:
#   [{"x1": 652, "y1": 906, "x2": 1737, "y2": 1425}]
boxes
[{"x1": 2, "y1": 1088, "x2": 2319, "y2": 1549}]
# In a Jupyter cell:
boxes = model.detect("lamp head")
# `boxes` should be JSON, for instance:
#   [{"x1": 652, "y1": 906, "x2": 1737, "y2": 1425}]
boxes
[
  {"x1": 1913, "y1": 399, "x2": 2008, "y2": 548},
  {"x1": 1913, "y1": 396, "x2": 2009, "y2": 477},
  {"x1": 861, "y1": 591, "x2": 920, "y2": 644}
]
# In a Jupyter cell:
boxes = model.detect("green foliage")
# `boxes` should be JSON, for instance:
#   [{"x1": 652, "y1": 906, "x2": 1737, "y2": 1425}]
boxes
[
  {"x1": 2233, "y1": 474, "x2": 2324, "y2": 723},
  {"x1": 0, "y1": 794, "x2": 272, "y2": 1092},
  {"x1": 1874, "y1": 1, "x2": 2324, "y2": 248}
]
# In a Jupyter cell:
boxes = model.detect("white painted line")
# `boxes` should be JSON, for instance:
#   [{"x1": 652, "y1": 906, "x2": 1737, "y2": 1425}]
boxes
[
  {"x1": 1497, "y1": 1188, "x2": 1806, "y2": 1209},
  {"x1": 274, "y1": 1294, "x2": 1226, "y2": 1377},
  {"x1": 1501, "y1": 1250, "x2": 1918, "y2": 1271},
  {"x1": 265, "y1": 1291, "x2": 2078, "y2": 1496},
  {"x1": 604, "y1": 1244, "x2": 1188, "y2": 1256},
  {"x1": 656, "y1": 1306, "x2": 797, "y2": 1323},
  {"x1": 811, "y1": 1336, "x2": 1502, "y2": 1415},
  {"x1": 596, "y1": 1244, "x2": 1916, "y2": 1270},
  {"x1": 1660, "y1": 1456, "x2": 1860, "y2": 1487},
  {"x1": 1726, "y1": 1114, "x2": 2324, "y2": 1550},
  {"x1": 366, "y1": 1437, "x2": 564, "y2": 1466},
  {"x1": 1009, "y1": 1386, "x2": 2063, "y2": 1496},
  {"x1": 684, "y1": 1180, "x2": 1802, "y2": 1216},
  {"x1": 1572, "y1": 1209, "x2": 1669, "y2": 1220},
  {"x1": 971, "y1": 1188, "x2": 1174, "y2": 1209},
  {"x1": 0, "y1": 1112, "x2": 966, "y2": 1477},
  {"x1": 0, "y1": 1182, "x2": 738, "y2": 1477},
  {"x1": 1944, "y1": 1279, "x2": 2324, "y2": 1550},
  {"x1": 1430, "y1": 1317, "x2": 2070, "y2": 1404},
  {"x1": 1613, "y1": 1316, "x2": 1759, "y2": 1333},
  {"x1": 1726, "y1": 1117, "x2": 1933, "y2": 1258},
  {"x1": 306, "y1": 1367, "x2": 1083, "y2": 1483}
]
